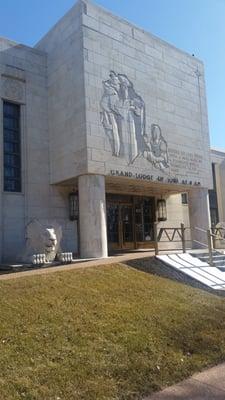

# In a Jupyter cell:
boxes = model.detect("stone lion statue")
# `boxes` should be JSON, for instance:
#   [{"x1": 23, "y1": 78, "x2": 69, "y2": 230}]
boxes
[{"x1": 22, "y1": 219, "x2": 62, "y2": 263}]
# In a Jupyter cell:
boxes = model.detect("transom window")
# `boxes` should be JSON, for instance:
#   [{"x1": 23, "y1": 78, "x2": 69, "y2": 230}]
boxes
[
  {"x1": 209, "y1": 163, "x2": 219, "y2": 226},
  {"x1": 3, "y1": 101, "x2": 21, "y2": 192}
]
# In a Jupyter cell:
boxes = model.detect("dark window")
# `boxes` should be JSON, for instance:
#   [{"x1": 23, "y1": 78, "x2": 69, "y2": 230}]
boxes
[
  {"x1": 181, "y1": 193, "x2": 188, "y2": 204},
  {"x1": 209, "y1": 163, "x2": 219, "y2": 226},
  {"x1": 135, "y1": 198, "x2": 155, "y2": 241},
  {"x1": 3, "y1": 101, "x2": 21, "y2": 192}
]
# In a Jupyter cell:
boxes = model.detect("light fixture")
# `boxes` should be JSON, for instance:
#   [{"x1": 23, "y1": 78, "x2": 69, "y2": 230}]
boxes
[
  {"x1": 157, "y1": 197, "x2": 167, "y2": 222},
  {"x1": 69, "y1": 191, "x2": 79, "y2": 221}
]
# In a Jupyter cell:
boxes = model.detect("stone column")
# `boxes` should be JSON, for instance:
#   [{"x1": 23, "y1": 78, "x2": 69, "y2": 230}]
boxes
[
  {"x1": 78, "y1": 174, "x2": 108, "y2": 259},
  {"x1": 188, "y1": 187, "x2": 211, "y2": 248}
]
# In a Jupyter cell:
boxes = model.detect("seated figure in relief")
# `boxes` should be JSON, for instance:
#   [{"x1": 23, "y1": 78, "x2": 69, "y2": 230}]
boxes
[{"x1": 143, "y1": 124, "x2": 169, "y2": 172}]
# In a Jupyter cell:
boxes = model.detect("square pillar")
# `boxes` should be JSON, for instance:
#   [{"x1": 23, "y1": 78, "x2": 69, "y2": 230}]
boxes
[
  {"x1": 78, "y1": 174, "x2": 108, "y2": 259},
  {"x1": 188, "y1": 187, "x2": 211, "y2": 248}
]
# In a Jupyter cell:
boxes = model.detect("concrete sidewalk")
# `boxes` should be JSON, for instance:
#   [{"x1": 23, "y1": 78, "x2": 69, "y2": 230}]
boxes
[
  {"x1": 0, "y1": 249, "x2": 155, "y2": 281},
  {"x1": 146, "y1": 363, "x2": 225, "y2": 399}
]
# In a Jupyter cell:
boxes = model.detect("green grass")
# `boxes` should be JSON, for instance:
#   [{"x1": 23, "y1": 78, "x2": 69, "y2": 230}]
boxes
[{"x1": 1, "y1": 263, "x2": 225, "y2": 400}]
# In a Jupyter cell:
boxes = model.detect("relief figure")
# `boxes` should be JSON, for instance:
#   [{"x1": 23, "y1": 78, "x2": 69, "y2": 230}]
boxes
[
  {"x1": 143, "y1": 124, "x2": 169, "y2": 172},
  {"x1": 100, "y1": 71, "x2": 169, "y2": 171}
]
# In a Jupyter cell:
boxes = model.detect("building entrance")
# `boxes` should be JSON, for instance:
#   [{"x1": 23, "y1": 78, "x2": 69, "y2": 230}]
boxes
[{"x1": 106, "y1": 194, "x2": 156, "y2": 251}]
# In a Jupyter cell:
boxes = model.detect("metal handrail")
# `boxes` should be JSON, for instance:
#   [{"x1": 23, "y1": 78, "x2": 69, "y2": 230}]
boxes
[
  {"x1": 188, "y1": 226, "x2": 225, "y2": 266},
  {"x1": 192, "y1": 239, "x2": 208, "y2": 248},
  {"x1": 154, "y1": 223, "x2": 187, "y2": 255},
  {"x1": 154, "y1": 223, "x2": 225, "y2": 267},
  {"x1": 211, "y1": 227, "x2": 225, "y2": 243},
  {"x1": 211, "y1": 233, "x2": 225, "y2": 241},
  {"x1": 191, "y1": 226, "x2": 225, "y2": 242},
  {"x1": 192, "y1": 226, "x2": 208, "y2": 233}
]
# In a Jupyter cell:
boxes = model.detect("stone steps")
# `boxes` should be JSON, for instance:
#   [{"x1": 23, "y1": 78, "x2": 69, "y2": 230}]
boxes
[
  {"x1": 190, "y1": 250, "x2": 225, "y2": 268},
  {"x1": 157, "y1": 253, "x2": 225, "y2": 292}
]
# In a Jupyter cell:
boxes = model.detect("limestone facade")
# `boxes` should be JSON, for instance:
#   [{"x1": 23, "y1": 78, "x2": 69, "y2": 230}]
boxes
[
  {"x1": 0, "y1": 39, "x2": 78, "y2": 262},
  {"x1": 0, "y1": 0, "x2": 217, "y2": 261},
  {"x1": 210, "y1": 149, "x2": 225, "y2": 224}
]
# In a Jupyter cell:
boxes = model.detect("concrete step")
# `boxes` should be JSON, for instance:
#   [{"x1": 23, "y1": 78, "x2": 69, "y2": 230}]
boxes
[
  {"x1": 191, "y1": 252, "x2": 220, "y2": 258},
  {"x1": 198, "y1": 256, "x2": 225, "y2": 263},
  {"x1": 156, "y1": 253, "x2": 225, "y2": 292},
  {"x1": 200, "y1": 254, "x2": 225, "y2": 260},
  {"x1": 189, "y1": 251, "x2": 225, "y2": 268},
  {"x1": 206, "y1": 261, "x2": 225, "y2": 267},
  {"x1": 196, "y1": 260, "x2": 225, "y2": 268}
]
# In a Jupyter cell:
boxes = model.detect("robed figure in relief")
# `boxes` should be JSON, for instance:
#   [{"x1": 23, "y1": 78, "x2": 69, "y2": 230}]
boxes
[
  {"x1": 100, "y1": 71, "x2": 169, "y2": 171},
  {"x1": 100, "y1": 71, "x2": 145, "y2": 164}
]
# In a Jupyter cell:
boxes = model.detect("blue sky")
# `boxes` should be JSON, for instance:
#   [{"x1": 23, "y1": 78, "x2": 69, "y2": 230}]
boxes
[{"x1": 0, "y1": 0, "x2": 224, "y2": 149}]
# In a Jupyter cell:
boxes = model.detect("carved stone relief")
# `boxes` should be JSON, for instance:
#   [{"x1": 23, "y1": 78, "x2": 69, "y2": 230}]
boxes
[
  {"x1": 100, "y1": 71, "x2": 169, "y2": 172},
  {"x1": 2, "y1": 77, "x2": 25, "y2": 102}
]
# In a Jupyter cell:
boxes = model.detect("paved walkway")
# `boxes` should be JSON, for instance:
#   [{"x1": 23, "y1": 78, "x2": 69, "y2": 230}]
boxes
[
  {"x1": 145, "y1": 363, "x2": 225, "y2": 400},
  {"x1": 0, "y1": 249, "x2": 155, "y2": 281}
]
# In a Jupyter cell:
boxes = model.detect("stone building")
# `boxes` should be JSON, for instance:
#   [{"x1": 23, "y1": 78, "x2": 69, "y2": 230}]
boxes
[
  {"x1": 0, "y1": 0, "x2": 220, "y2": 262},
  {"x1": 209, "y1": 149, "x2": 225, "y2": 226}
]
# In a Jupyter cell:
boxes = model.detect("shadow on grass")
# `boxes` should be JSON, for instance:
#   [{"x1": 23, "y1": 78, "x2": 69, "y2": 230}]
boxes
[{"x1": 124, "y1": 256, "x2": 225, "y2": 297}]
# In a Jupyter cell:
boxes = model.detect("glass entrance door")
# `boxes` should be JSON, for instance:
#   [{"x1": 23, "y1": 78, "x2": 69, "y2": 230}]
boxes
[
  {"x1": 134, "y1": 198, "x2": 155, "y2": 245},
  {"x1": 107, "y1": 203, "x2": 134, "y2": 250},
  {"x1": 107, "y1": 203, "x2": 120, "y2": 250},
  {"x1": 107, "y1": 195, "x2": 156, "y2": 251},
  {"x1": 121, "y1": 205, "x2": 134, "y2": 249}
]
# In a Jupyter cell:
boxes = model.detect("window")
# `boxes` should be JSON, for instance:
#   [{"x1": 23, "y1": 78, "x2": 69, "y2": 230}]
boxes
[
  {"x1": 209, "y1": 163, "x2": 219, "y2": 226},
  {"x1": 135, "y1": 198, "x2": 155, "y2": 241},
  {"x1": 181, "y1": 193, "x2": 188, "y2": 205},
  {"x1": 3, "y1": 101, "x2": 21, "y2": 192}
]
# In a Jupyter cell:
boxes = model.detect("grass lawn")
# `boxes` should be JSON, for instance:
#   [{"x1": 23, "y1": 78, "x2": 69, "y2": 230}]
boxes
[{"x1": 1, "y1": 263, "x2": 225, "y2": 400}]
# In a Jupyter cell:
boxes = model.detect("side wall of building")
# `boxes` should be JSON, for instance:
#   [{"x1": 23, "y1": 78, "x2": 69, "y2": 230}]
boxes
[
  {"x1": 36, "y1": 1, "x2": 87, "y2": 184},
  {"x1": 211, "y1": 149, "x2": 225, "y2": 222},
  {"x1": 0, "y1": 38, "x2": 78, "y2": 262},
  {"x1": 0, "y1": 39, "x2": 49, "y2": 261}
]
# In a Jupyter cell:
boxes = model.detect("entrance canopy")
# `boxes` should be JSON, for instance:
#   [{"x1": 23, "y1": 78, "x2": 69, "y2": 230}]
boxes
[{"x1": 105, "y1": 175, "x2": 195, "y2": 197}]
